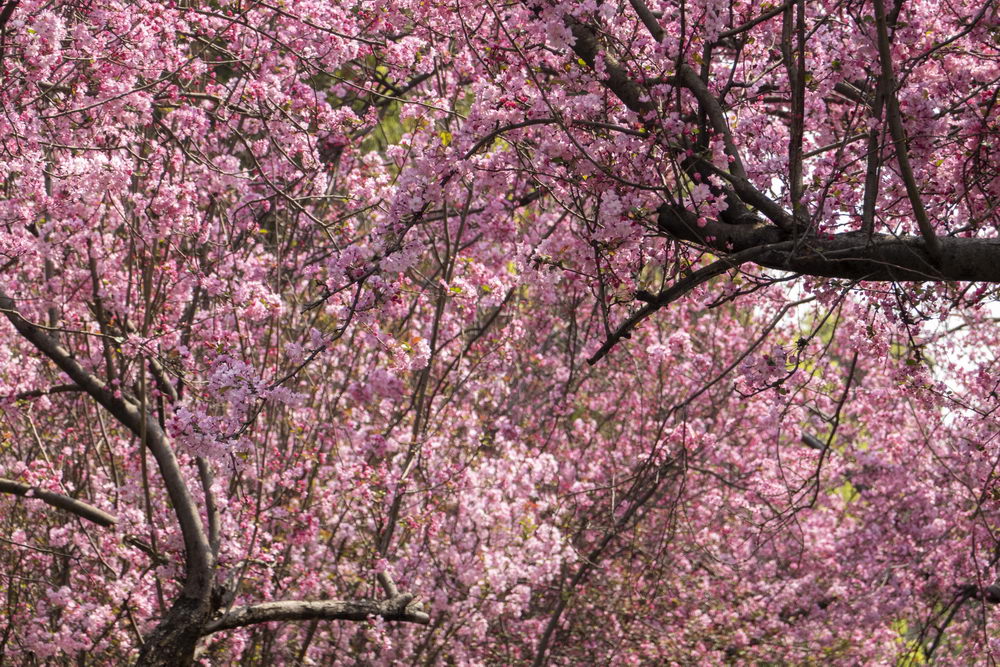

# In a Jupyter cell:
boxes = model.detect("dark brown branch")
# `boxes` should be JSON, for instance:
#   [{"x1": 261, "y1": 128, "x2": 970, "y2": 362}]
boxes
[
  {"x1": 564, "y1": 13, "x2": 1000, "y2": 285},
  {"x1": 676, "y1": 65, "x2": 750, "y2": 182},
  {"x1": 202, "y1": 595, "x2": 430, "y2": 635},
  {"x1": 657, "y1": 204, "x2": 1000, "y2": 281},
  {"x1": 196, "y1": 457, "x2": 220, "y2": 557},
  {"x1": 801, "y1": 433, "x2": 827, "y2": 451},
  {"x1": 566, "y1": 19, "x2": 656, "y2": 118},
  {"x1": 565, "y1": 18, "x2": 798, "y2": 234},
  {"x1": 804, "y1": 132, "x2": 867, "y2": 159},
  {"x1": 718, "y1": 1, "x2": 794, "y2": 40},
  {"x1": 0, "y1": 0, "x2": 20, "y2": 61},
  {"x1": 8, "y1": 384, "x2": 82, "y2": 401},
  {"x1": 587, "y1": 244, "x2": 788, "y2": 364},
  {"x1": 686, "y1": 155, "x2": 795, "y2": 230},
  {"x1": 0, "y1": 477, "x2": 117, "y2": 527},
  {"x1": 782, "y1": 0, "x2": 806, "y2": 216},
  {"x1": 628, "y1": 0, "x2": 664, "y2": 42},
  {"x1": 873, "y1": 0, "x2": 942, "y2": 262},
  {"x1": 463, "y1": 117, "x2": 649, "y2": 162},
  {"x1": 859, "y1": 6, "x2": 896, "y2": 238},
  {"x1": 860, "y1": 89, "x2": 887, "y2": 237},
  {"x1": 0, "y1": 0, "x2": 18, "y2": 31}
]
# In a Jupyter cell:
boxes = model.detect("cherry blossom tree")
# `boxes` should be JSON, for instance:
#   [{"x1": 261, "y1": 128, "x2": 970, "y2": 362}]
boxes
[{"x1": 1, "y1": 0, "x2": 1000, "y2": 663}]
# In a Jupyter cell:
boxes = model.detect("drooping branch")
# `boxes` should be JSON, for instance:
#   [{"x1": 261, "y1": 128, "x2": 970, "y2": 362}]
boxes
[
  {"x1": 202, "y1": 595, "x2": 430, "y2": 635},
  {"x1": 586, "y1": 243, "x2": 790, "y2": 364},
  {"x1": 0, "y1": 477, "x2": 117, "y2": 527}
]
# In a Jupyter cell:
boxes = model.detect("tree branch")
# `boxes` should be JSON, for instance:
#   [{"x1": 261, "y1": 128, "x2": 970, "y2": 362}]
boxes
[
  {"x1": 587, "y1": 244, "x2": 788, "y2": 364},
  {"x1": 566, "y1": 16, "x2": 796, "y2": 233},
  {"x1": 657, "y1": 204, "x2": 1000, "y2": 281},
  {"x1": 0, "y1": 477, "x2": 117, "y2": 527},
  {"x1": 202, "y1": 595, "x2": 430, "y2": 635},
  {"x1": 566, "y1": 18, "x2": 656, "y2": 118},
  {"x1": 628, "y1": 0, "x2": 664, "y2": 42},
  {"x1": 781, "y1": 0, "x2": 806, "y2": 217},
  {"x1": 0, "y1": 293, "x2": 214, "y2": 597},
  {"x1": 718, "y1": 1, "x2": 794, "y2": 40},
  {"x1": 873, "y1": 0, "x2": 942, "y2": 262},
  {"x1": 676, "y1": 65, "x2": 750, "y2": 182},
  {"x1": 196, "y1": 457, "x2": 220, "y2": 557},
  {"x1": 7, "y1": 383, "x2": 82, "y2": 401}
]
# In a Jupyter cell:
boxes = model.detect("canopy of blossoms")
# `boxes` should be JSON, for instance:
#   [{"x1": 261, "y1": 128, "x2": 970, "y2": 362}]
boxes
[{"x1": 1, "y1": 0, "x2": 1000, "y2": 663}]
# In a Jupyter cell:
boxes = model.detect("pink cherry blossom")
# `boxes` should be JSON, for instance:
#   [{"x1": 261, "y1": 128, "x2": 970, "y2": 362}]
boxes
[{"x1": 1, "y1": 0, "x2": 1000, "y2": 664}]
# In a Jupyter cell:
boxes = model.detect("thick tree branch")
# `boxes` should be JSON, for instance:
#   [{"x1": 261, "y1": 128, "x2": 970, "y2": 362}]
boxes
[
  {"x1": 564, "y1": 9, "x2": 970, "y2": 276},
  {"x1": 685, "y1": 154, "x2": 795, "y2": 230},
  {"x1": 0, "y1": 0, "x2": 20, "y2": 57},
  {"x1": 675, "y1": 65, "x2": 750, "y2": 182},
  {"x1": 202, "y1": 595, "x2": 430, "y2": 634},
  {"x1": 0, "y1": 477, "x2": 117, "y2": 527},
  {"x1": 196, "y1": 457, "x2": 220, "y2": 557},
  {"x1": 657, "y1": 204, "x2": 1000, "y2": 281},
  {"x1": 0, "y1": 293, "x2": 214, "y2": 597},
  {"x1": 781, "y1": 0, "x2": 806, "y2": 216},
  {"x1": 566, "y1": 18, "x2": 656, "y2": 118},
  {"x1": 628, "y1": 0, "x2": 663, "y2": 42},
  {"x1": 593, "y1": 196, "x2": 1000, "y2": 363},
  {"x1": 860, "y1": 87, "x2": 887, "y2": 238},
  {"x1": 801, "y1": 433, "x2": 827, "y2": 451}
]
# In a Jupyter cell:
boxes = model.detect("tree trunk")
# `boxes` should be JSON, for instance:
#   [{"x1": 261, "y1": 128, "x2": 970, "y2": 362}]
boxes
[{"x1": 135, "y1": 595, "x2": 212, "y2": 667}]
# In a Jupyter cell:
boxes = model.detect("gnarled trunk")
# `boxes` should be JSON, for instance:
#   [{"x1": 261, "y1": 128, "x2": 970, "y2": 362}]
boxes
[{"x1": 135, "y1": 595, "x2": 212, "y2": 667}]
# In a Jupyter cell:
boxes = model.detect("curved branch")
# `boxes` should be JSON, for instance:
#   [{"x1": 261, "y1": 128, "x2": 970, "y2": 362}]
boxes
[
  {"x1": 675, "y1": 65, "x2": 750, "y2": 183},
  {"x1": 566, "y1": 18, "x2": 656, "y2": 118},
  {"x1": 587, "y1": 243, "x2": 789, "y2": 364},
  {"x1": 0, "y1": 477, "x2": 117, "y2": 527},
  {"x1": 202, "y1": 595, "x2": 430, "y2": 635},
  {"x1": 463, "y1": 118, "x2": 557, "y2": 159},
  {"x1": 7, "y1": 383, "x2": 82, "y2": 401},
  {"x1": 0, "y1": 293, "x2": 213, "y2": 597}
]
